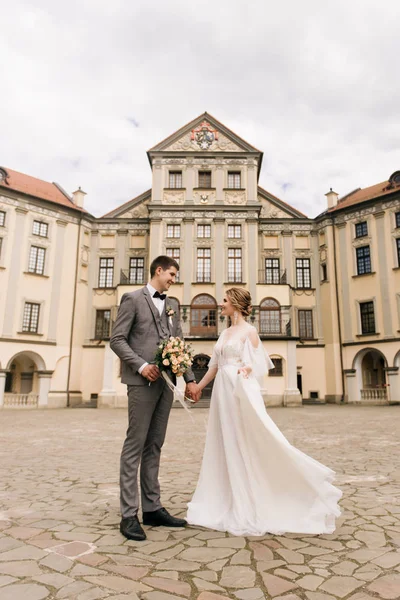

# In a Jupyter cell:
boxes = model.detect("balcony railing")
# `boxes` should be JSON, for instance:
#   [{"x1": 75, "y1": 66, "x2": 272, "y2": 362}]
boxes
[
  {"x1": 179, "y1": 305, "x2": 294, "y2": 339},
  {"x1": 258, "y1": 269, "x2": 287, "y2": 285},
  {"x1": 4, "y1": 394, "x2": 39, "y2": 408},
  {"x1": 360, "y1": 388, "x2": 387, "y2": 401},
  {"x1": 120, "y1": 269, "x2": 145, "y2": 285}
]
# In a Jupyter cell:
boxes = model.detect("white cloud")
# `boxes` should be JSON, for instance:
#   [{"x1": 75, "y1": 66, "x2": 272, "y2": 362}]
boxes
[{"x1": 1, "y1": 0, "x2": 400, "y2": 217}]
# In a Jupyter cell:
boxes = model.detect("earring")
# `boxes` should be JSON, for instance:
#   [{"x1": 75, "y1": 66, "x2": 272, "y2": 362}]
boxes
[{"x1": 233, "y1": 311, "x2": 239, "y2": 325}]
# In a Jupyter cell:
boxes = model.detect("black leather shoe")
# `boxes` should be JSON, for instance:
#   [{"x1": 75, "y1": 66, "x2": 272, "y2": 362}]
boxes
[
  {"x1": 142, "y1": 507, "x2": 187, "y2": 527},
  {"x1": 120, "y1": 516, "x2": 146, "y2": 541}
]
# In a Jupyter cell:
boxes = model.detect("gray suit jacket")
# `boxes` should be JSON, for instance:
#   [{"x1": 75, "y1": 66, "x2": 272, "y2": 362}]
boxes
[{"x1": 110, "y1": 287, "x2": 195, "y2": 386}]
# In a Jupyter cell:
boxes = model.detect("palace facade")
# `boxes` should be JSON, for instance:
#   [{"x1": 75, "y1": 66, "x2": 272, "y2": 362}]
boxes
[{"x1": 1, "y1": 113, "x2": 400, "y2": 409}]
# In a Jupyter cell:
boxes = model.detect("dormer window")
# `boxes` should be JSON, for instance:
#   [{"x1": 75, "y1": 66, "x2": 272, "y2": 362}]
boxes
[
  {"x1": 0, "y1": 168, "x2": 7, "y2": 182},
  {"x1": 388, "y1": 171, "x2": 400, "y2": 188}
]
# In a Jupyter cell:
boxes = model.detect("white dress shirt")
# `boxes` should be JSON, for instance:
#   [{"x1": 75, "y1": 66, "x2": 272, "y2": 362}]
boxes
[{"x1": 138, "y1": 283, "x2": 166, "y2": 374}]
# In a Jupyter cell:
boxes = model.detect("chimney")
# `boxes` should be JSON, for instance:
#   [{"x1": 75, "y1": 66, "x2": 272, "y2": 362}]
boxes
[
  {"x1": 72, "y1": 187, "x2": 86, "y2": 208},
  {"x1": 325, "y1": 187, "x2": 338, "y2": 209}
]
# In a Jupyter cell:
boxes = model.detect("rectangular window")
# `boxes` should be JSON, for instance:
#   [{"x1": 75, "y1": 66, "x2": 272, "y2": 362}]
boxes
[
  {"x1": 265, "y1": 258, "x2": 280, "y2": 284},
  {"x1": 166, "y1": 224, "x2": 181, "y2": 238},
  {"x1": 355, "y1": 221, "x2": 368, "y2": 238},
  {"x1": 166, "y1": 248, "x2": 180, "y2": 282},
  {"x1": 33, "y1": 220, "x2": 48, "y2": 237},
  {"x1": 198, "y1": 171, "x2": 212, "y2": 188},
  {"x1": 228, "y1": 224, "x2": 242, "y2": 238},
  {"x1": 296, "y1": 258, "x2": 311, "y2": 288},
  {"x1": 197, "y1": 248, "x2": 211, "y2": 282},
  {"x1": 228, "y1": 248, "x2": 242, "y2": 282},
  {"x1": 129, "y1": 257, "x2": 144, "y2": 284},
  {"x1": 22, "y1": 302, "x2": 40, "y2": 333},
  {"x1": 321, "y1": 263, "x2": 327, "y2": 281},
  {"x1": 396, "y1": 238, "x2": 400, "y2": 267},
  {"x1": 168, "y1": 171, "x2": 182, "y2": 189},
  {"x1": 396, "y1": 212, "x2": 400, "y2": 228},
  {"x1": 299, "y1": 309, "x2": 314, "y2": 339},
  {"x1": 197, "y1": 224, "x2": 211, "y2": 238},
  {"x1": 28, "y1": 246, "x2": 46, "y2": 275},
  {"x1": 360, "y1": 301, "x2": 376, "y2": 334},
  {"x1": 269, "y1": 358, "x2": 283, "y2": 377},
  {"x1": 95, "y1": 309, "x2": 111, "y2": 340},
  {"x1": 0, "y1": 211, "x2": 5, "y2": 227},
  {"x1": 227, "y1": 171, "x2": 241, "y2": 189},
  {"x1": 356, "y1": 245, "x2": 371, "y2": 275},
  {"x1": 98, "y1": 257, "x2": 114, "y2": 288}
]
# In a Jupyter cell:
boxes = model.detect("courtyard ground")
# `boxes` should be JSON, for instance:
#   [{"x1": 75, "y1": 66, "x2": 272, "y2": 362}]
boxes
[{"x1": 0, "y1": 405, "x2": 399, "y2": 600}]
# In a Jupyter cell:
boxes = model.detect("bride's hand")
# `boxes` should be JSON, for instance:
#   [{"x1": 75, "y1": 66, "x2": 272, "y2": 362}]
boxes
[{"x1": 238, "y1": 366, "x2": 252, "y2": 379}]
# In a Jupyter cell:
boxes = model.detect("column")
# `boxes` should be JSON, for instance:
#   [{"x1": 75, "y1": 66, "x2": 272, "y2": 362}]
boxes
[
  {"x1": 283, "y1": 340, "x2": 302, "y2": 406},
  {"x1": 116, "y1": 229, "x2": 128, "y2": 281},
  {"x1": 247, "y1": 219, "x2": 257, "y2": 298},
  {"x1": 85, "y1": 230, "x2": 100, "y2": 342},
  {"x1": 215, "y1": 165, "x2": 224, "y2": 202},
  {"x1": 344, "y1": 369, "x2": 359, "y2": 404},
  {"x1": 214, "y1": 217, "x2": 225, "y2": 302},
  {"x1": 374, "y1": 212, "x2": 392, "y2": 338},
  {"x1": 149, "y1": 219, "x2": 162, "y2": 261},
  {"x1": 98, "y1": 342, "x2": 117, "y2": 407},
  {"x1": 2, "y1": 207, "x2": 28, "y2": 336},
  {"x1": 183, "y1": 218, "x2": 194, "y2": 304},
  {"x1": 37, "y1": 371, "x2": 53, "y2": 408},
  {"x1": 48, "y1": 220, "x2": 67, "y2": 342},
  {"x1": 385, "y1": 367, "x2": 399, "y2": 404},
  {"x1": 337, "y1": 223, "x2": 352, "y2": 342},
  {"x1": 0, "y1": 370, "x2": 6, "y2": 408},
  {"x1": 282, "y1": 231, "x2": 293, "y2": 286}
]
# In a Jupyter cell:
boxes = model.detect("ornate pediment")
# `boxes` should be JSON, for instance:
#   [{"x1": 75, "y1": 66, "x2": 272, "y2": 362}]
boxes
[
  {"x1": 149, "y1": 112, "x2": 261, "y2": 155},
  {"x1": 101, "y1": 190, "x2": 151, "y2": 219},
  {"x1": 257, "y1": 187, "x2": 306, "y2": 219}
]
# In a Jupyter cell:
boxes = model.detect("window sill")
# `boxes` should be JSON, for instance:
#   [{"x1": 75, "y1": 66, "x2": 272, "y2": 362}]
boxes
[
  {"x1": 356, "y1": 332, "x2": 380, "y2": 337},
  {"x1": 295, "y1": 287, "x2": 315, "y2": 291},
  {"x1": 164, "y1": 188, "x2": 186, "y2": 191},
  {"x1": 321, "y1": 279, "x2": 329, "y2": 284},
  {"x1": 192, "y1": 281, "x2": 215, "y2": 285},
  {"x1": 223, "y1": 188, "x2": 246, "y2": 191},
  {"x1": 224, "y1": 282, "x2": 247, "y2": 285},
  {"x1": 193, "y1": 187, "x2": 216, "y2": 191},
  {"x1": 298, "y1": 337, "x2": 318, "y2": 342},
  {"x1": 352, "y1": 271, "x2": 376, "y2": 278},
  {"x1": 17, "y1": 331, "x2": 43, "y2": 336},
  {"x1": 393, "y1": 267, "x2": 400, "y2": 271},
  {"x1": 93, "y1": 287, "x2": 117, "y2": 291},
  {"x1": 23, "y1": 271, "x2": 49, "y2": 278}
]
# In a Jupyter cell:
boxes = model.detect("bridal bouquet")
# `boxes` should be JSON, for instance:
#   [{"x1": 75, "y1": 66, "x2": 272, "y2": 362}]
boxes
[{"x1": 154, "y1": 336, "x2": 193, "y2": 377}]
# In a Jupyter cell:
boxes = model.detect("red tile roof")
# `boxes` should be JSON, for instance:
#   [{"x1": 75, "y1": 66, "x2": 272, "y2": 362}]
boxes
[
  {"x1": 329, "y1": 178, "x2": 400, "y2": 212},
  {"x1": 0, "y1": 166, "x2": 86, "y2": 212}
]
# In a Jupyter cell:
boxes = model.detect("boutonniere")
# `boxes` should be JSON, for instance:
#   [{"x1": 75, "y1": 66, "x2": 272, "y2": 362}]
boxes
[{"x1": 166, "y1": 306, "x2": 175, "y2": 325}]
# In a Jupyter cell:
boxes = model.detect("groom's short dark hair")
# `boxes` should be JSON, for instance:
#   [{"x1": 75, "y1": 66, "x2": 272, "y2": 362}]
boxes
[{"x1": 150, "y1": 255, "x2": 180, "y2": 277}]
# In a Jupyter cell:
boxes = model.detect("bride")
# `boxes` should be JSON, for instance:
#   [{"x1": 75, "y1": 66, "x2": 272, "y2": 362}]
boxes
[{"x1": 186, "y1": 287, "x2": 342, "y2": 536}]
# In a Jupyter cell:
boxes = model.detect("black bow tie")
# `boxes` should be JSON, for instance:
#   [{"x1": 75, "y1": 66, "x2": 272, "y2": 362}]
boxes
[{"x1": 153, "y1": 291, "x2": 166, "y2": 300}]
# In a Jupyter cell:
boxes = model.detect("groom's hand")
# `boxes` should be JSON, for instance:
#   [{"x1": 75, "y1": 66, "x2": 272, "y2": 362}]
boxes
[
  {"x1": 186, "y1": 382, "x2": 201, "y2": 403},
  {"x1": 142, "y1": 364, "x2": 160, "y2": 382}
]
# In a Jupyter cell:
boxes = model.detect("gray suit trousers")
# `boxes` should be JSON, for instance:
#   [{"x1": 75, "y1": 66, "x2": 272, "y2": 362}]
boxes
[{"x1": 120, "y1": 378, "x2": 173, "y2": 518}]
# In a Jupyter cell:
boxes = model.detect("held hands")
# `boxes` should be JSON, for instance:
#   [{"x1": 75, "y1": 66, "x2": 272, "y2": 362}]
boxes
[
  {"x1": 185, "y1": 382, "x2": 202, "y2": 403},
  {"x1": 142, "y1": 364, "x2": 160, "y2": 382},
  {"x1": 238, "y1": 366, "x2": 252, "y2": 379}
]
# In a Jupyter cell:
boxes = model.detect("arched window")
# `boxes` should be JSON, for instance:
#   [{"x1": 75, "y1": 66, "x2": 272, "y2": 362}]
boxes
[
  {"x1": 190, "y1": 294, "x2": 217, "y2": 336},
  {"x1": 260, "y1": 298, "x2": 281, "y2": 334}
]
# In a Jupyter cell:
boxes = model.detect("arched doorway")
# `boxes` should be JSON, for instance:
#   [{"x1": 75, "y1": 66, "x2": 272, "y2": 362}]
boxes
[
  {"x1": 352, "y1": 348, "x2": 388, "y2": 403},
  {"x1": 3, "y1": 351, "x2": 47, "y2": 408},
  {"x1": 190, "y1": 294, "x2": 217, "y2": 337},
  {"x1": 192, "y1": 354, "x2": 214, "y2": 399}
]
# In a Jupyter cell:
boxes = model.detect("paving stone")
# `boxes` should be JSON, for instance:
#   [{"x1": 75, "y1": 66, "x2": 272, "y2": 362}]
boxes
[
  {"x1": 331, "y1": 560, "x2": 357, "y2": 575},
  {"x1": 142, "y1": 576, "x2": 191, "y2": 596},
  {"x1": 230, "y1": 549, "x2": 251, "y2": 565},
  {"x1": 355, "y1": 531, "x2": 387, "y2": 548},
  {"x1": 0, "y1": 583, "x2": 50, "y2": 600},
  {"x1": 0, "y1": 545, "x2": 47, "y2": 561},
  {"x1": 143, "y1": 593, "x2": 189, "y2": 600},
  {"x1": 0, "y1": 538, "x2": 24, "y2": 553},
  {"x1": 250, "y1": 541, "x2": 274, "y2": 561},
  {"x1": 0, "y1": 560, "x2": 44, "y2": 576},
  {"x1": 304, "y1": 593, "x2": 337, "y2": 600},
  {"x1": 371, "y1": 551, "x2": 400, "y2": 568},
  {"x1": 320, "y1": 576, "x2": 363, "y2": 598},
  {"x1": 155, "y1": 559, "x2": 200, "y2": 571},
  {"x1": 6, "y1": 527, "x2": 44, "y2": 540},
  {"x1": 193, "y1": 577, "x2": 225, "y2": 592},
  {"x1": 76, "y1": 588, "x2": 110, "y2": 600},
  {"x1": 193, "y1": 570, "x2": 218, "y2": 582},
  {"x1": 84, "y1": 575, "x2": 152, "y2": 592},
  {"x1": 39, "y1": 553, "x2": 74, "y2": 572},
  {"x1": 178, "y1": 547, "x2": 235, "y2": 562},
  {"x1": 33, "y1": 573, "x2": 75, "y2": 589},
  {"x1": 368, "y1": 574, "x2": 400, "y2": 599},
  {"x1": 261, "y1": 573, "x2": 298, "y2": 596},
  {"x1": 0, "y1": 578, "x2": 17, "y2": 589},
  {"x1": 197, "y1": 594, "x2": 230, "y2": 600},
  {"x1": 220, "y1": 566, "x2": 256, "y2": 588},
  {"x1": 296, "y1": 575, "x2": 324, "y2": 590},
  {"x1": 208, "y1": 537, "x2": 246, "y2": 549},
  {"x1": 274, "y1": 568, "x2": 298, "y2": 580},
  {"x1": 154, "y1": 571, "x2": 179, "y2": 580},
  {"x1": 234, "y1": 588, "x2": 264, "y2": 600},
  {"x1": 276, "y1": 549, "x2": 304, "y2": 564}
]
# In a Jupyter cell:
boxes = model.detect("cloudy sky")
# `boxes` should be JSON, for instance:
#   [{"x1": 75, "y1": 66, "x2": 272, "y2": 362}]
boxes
[{"x1": 1, "y1": 0, "x2": 400, "y2": 218}]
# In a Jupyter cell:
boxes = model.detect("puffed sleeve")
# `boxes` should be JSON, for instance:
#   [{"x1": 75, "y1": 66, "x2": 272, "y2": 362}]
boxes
[{"x1": 242, "y1": 328, "x2": 275, "y2": 384}]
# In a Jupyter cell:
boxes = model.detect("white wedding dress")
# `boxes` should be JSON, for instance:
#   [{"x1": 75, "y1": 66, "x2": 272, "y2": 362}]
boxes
[{"x1": 187, "y1": 324, "x2": 342, "y2": 536}]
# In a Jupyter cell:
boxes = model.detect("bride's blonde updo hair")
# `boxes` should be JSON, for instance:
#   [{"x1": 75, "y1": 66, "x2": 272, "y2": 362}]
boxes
[{"x1": 226, "y1": 288, "x2": 252, "y2": 318}]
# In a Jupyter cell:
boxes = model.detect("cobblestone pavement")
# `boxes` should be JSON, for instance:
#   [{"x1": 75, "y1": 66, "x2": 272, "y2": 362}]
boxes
[{"x1": 0, "y1": 406, "x2": 400, "y2": 600}]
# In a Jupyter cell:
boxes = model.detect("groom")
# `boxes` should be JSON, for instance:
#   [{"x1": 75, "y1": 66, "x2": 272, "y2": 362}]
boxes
[{"x1": 110, "y1": 255, "x2": 200, "y2": 541}]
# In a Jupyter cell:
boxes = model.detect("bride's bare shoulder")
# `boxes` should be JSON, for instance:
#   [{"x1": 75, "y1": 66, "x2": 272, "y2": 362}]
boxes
[{"x1": 246, "y1": 324, "x2": 260, "y2": 347}]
